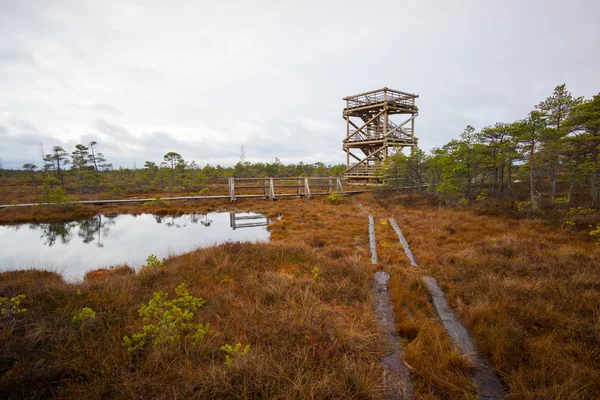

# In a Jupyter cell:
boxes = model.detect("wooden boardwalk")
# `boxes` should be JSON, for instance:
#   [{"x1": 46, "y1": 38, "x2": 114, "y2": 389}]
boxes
[{"x1": 0, "y1": 177, "x2": 373, "y2": 209}]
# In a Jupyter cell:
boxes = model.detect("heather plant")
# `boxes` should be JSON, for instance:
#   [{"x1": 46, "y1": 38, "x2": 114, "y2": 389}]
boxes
[
  {"x1": 220, "y1": 343, "x2": 250, "y2": 367},
  {"x1": 123, "y1": 283, "x2": 208, "y2": 354},
  {"x1": 311, "y1": 266, "x2": 319, "y2": 279},
  {"x1": 139, "y1": 254, "x2": 164, "y2": 275},
  {"x1": 515, "y1": 200, "x2": 533, "y2": 219},
  {"x1": 562, "y1": 206, "x2": 595, "y2": 230},
  {"x1": 590, "y1": 224, "x2": 600, "y2": 244},
  {"x1": 72, "y1": 307, "x2": 96, "y2": 324},
  {"x1": 1, "y1": 294, "x2": 27, "y2": 319},
  {"x1": 326, "y1": 191, "x2": 343, "y2": 205}
]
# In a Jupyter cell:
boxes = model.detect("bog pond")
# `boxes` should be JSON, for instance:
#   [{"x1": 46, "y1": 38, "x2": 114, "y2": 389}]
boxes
[{"x1": 0, "y1": 212, "x2": 270, "y2": 280}]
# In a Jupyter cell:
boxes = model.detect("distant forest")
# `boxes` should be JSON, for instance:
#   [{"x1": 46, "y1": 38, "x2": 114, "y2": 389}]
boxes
[
  {"x1": 3, "y1": 142, "x2": 346, "y2": 197},
  {"x1": 2, "y1": 84, "x2": 599, "y2": 208}
]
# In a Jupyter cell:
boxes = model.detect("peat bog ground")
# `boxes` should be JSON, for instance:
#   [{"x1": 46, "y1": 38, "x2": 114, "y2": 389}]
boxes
[{"x1": 1, "y1": 193, "x2": 599, "y2": 399}]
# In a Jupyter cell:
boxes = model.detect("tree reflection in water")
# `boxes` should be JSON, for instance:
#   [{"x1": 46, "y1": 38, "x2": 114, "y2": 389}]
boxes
[
  {"x1": 29, "y1": 215, "x2": 116, "y2": 247},
  {"x1": 30, "y1": 221, "x2": 78, "y2": 247},
  {"x1": 77, "y1": 215, "x2": 116, "y2": 247},
  {"x1": 27, "y1": 214, "x2": 214, "y2": 248},
  {"x1": 154, "y1": 214, "x2": 212, "y2": 227}
]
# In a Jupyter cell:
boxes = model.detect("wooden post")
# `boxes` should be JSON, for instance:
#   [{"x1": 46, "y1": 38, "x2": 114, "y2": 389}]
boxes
[
  {"x1": 297, "y1": 179, "x2": 302, "y2": 195},
  {"x1": 328, "y1": 176, "x2": 333, "y2": 193},
  {"x1": 229, "y1": 178, "x2": 235, "y2": 202},
  {"x1": 337, "y1": 178, "x2": 344, "y2": 194},
  {"x1": 264, "y1": 178, "x2": 269, "y2": 197},
  {"x1": 269, "y1": 177, "x2": 276, "y2": 201},
  {"x1": 229, "y1": 212, "x2": 236, "y2": 230},
  {"x1": 304, "y1": 178, "x2": 311, "y2": 199}
]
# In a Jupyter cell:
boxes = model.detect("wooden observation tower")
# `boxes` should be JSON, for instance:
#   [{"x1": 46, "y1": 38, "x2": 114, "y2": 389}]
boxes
[{"x1": 343, "y1": 87, "x2": 419, "y2": 182}]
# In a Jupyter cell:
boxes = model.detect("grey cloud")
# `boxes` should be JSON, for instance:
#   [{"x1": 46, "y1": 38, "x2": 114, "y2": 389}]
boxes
[
  {"x1": 93, "y1": 104, "x2": 122, "y2": 116},
  {"x1": 9, "y1": 119, "x2": 38, "y2": 133},
  {"x1": 1, "y1": 0, "x2": 599, "y2": 169},
  {"x1": 94, "y1": 119, "x2": 130, "y2": 138},
  {"x1": 0, "y1": 47, "x2": 38, "y2": 67}
]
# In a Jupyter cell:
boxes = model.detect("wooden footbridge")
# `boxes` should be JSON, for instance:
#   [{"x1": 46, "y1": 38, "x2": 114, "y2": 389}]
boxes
[{"x1": 0, "y1": 177, "x2": 373, "y2": 208}]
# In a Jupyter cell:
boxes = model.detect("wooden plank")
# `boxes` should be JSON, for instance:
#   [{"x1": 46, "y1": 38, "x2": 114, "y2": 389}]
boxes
[
  {"x1": 231, "y1": 222, "x2": 268, "y2": 228},
  {"x1": 422, "y1": 277, "x2": 507, "y2": 400},
  {"x1": 373, "y1": 271, "x2": 414, "y2": 399},
  {"x1": 368, "y1": 213, "x2": 378, "y2": 264},
  {"x1": 389, "y1": 218, "x2": 417, "y2": 267}
]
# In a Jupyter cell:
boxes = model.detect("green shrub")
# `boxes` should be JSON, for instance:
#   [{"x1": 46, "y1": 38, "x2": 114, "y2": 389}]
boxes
[
  {"x1": 72, "y1": 307, "x2": 96, "y2": 324},
  {"x1": 123, "y1": 283, "x2": 208, "y2": 354},
  {"x1": 220, "y1": 343, "x2": 250, "y2": 367},
  {"x1": 108, "y1": 185, "x2": 124, "y2": 198},
  {"x1": 311, "y1": 266, "x2": 319, "y2": 279},
  {"x1": 326, "y1": 192, "x2": 343, "y2": 205},
  {"x1": 562, "y1": 207, "x2": 596, "y2": 229},
  {"x1": 139, "y1": 254, "x2": 164, "y2": 275},
  {"x1": 1, "y1": 294, "x2": 27, "y2": 319},
  {"x1": 515, "y1": 200, "x2": 533, "y2": 219}
]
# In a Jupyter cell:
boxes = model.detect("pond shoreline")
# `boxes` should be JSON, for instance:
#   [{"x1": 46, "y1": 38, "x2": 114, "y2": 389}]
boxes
[{"x1": 0, "y1": 211, "x2": 271, "y2": 281}]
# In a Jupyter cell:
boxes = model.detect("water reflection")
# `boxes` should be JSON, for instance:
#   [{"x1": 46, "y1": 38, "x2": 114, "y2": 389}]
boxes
[
  {"x1": 26, "y1": 214, "x2": 222, "y2": 247},
  {"x1": 30, "y1": 215, "x2": 117, "y2": 247},
  {"x1": 0, "y1": 212, "x2": 269, "y2": 280},
  {"x1": 229, "y1": 213, "x2": 270, "y2": 230}
]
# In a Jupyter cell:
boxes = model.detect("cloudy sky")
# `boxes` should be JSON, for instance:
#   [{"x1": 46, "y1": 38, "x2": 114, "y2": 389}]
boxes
[{"x1": 1, "y1": 0, "x2": 599, "y2": 169}]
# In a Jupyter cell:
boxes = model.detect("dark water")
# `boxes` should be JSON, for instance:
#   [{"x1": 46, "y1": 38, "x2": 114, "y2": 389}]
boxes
[{"x1": 0, "y1": 213, "x2": 270, "y2": 280}]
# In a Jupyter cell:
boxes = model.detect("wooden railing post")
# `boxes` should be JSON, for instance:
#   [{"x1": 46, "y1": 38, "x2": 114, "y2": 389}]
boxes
[
  {"x1": 297, "y1": 179, "x2": 302, "y2": 195},
  {"x1": 269, "y1": 178, "x2": 276, "y2": 201},
  {"x1": 304, "y1": 178, "x2": 311, "y2": 199},
  {"x1": 337, "y1": 178, "x2": 344, "y2": 194},
  {"x1": 229, "y1": 178, "x2": 235, "y2": 202}
]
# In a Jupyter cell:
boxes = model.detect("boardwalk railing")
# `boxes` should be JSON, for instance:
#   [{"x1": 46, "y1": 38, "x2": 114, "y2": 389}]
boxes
[
  {"x1": 229, "y1": 213, "x2": 270, "y2": 230},
  {"x1": 0, "y1": 177, "x2": 373, "y2": 208},
  {"x1": 227, "y1": 176, "x2": 363, "y2": 202}
]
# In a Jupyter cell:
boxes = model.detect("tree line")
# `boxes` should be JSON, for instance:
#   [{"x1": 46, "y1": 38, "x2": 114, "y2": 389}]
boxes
[
  {"x1": 10, "y1": 144, "x2": 345, "y2": 197},
  {"x1": 381, "y1": 84, "x2": 600, "y2": 208}
]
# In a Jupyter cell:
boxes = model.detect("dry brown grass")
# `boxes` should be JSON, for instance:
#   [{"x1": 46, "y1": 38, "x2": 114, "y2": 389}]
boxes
[
  {"x1": 368, "y1": 193, "x2": 600, "y2": 399},
  {"x1": 1, "y1": 196, "x2": 395, "y2": 399},
  {"x1": 4, "y1": 192, "x2": 598, "y2": 399}
]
